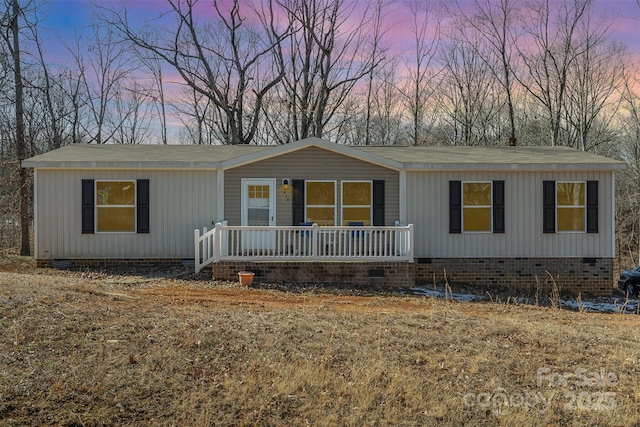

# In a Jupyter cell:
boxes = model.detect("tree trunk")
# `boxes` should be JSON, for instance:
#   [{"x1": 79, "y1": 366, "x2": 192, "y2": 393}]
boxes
[{"x1": 11, "y1": 0, "x2": 30, "y2": 256}]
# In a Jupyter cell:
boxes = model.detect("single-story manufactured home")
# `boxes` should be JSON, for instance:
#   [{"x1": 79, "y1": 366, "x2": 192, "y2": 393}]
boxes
[{"x1": 23, "y1": 137, "x2": 625, "y2": 295}]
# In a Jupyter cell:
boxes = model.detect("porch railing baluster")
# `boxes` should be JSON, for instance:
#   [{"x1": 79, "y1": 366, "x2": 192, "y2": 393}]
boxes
[{"x1": 195, "y1": 223, "x2": 414, "y2": 268}]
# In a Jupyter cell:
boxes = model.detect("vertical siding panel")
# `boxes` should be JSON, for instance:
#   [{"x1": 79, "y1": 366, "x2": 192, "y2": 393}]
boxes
[
  {"x1": 159, "y1": 170, "x2": 170, "y2": 256},
  {"x1": 185, "y1": 170, "x2": 193, "y2": 256},
  {"x1": 157, "y1": 170, "x2": 166, "y2": 256},
  {"x1": 39, "y1": 170, "x2": 50, "y2": 258},
  {"x1": 33, "y1": 161, "x2": 614, "y2": 261},
  {"x1": 404, "y1": 169, "x2": 614, "y2": 259},
  {"x1": 190, "y1": 170, "x2": 199, "y2": 255},
  {"x1": 69, "y1": 172, "x2": 77, "y2": 255},
  {"x1": 171, "y1": 170, "x2": 180, "y2": 256},
  {"x1": 165, "y1": 170, "x2": 175, "y2": 256},
  {"x1": 182, "y1": 170, "x2": 191, "y2": 256},
  {"x1": 34, "y1": 168, "x2": 218, "y2": 260}
]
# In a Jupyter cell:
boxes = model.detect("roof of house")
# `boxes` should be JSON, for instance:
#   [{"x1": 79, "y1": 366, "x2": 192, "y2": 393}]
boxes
[{"x1": 22, "y1": 137, "x2": 626, "y2": 171}]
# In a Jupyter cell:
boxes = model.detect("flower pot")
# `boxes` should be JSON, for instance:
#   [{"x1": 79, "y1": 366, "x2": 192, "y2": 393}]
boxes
[{"x1": 238, "y1": 271, "x2": 255, "y2": 286}]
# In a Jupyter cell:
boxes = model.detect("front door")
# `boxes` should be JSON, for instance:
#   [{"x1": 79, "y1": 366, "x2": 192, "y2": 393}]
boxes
[{"x1": 241, "y1": 179, "x2": 276, "y2": 250}]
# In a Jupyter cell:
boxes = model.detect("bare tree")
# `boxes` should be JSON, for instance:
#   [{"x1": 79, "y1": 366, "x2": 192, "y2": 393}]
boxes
[
  {"x1": 76, "y1": 23, "x2": 136, "y2": 144},
  {"x1": 515, "y1": 0, "x2": 592, "y2": 146},
  {"x1": 1, "y1": 0, "x2": 31, "y2": 255},
  {"x1": 437, "y1": 30, "x2": 503, "y2": 146},
  {"x1": 257, "y1": 85, "x2": 294, "y2": 145},
  {"x1": 402, "y1": 0, "x2": 441, "y2": 146},
  {"x1": 137, "y1": 52, "x2": 168, "y2": 144},
  {"x1": 616, "y1": 71, "x2": 640, "y2": 266},
  {"x1": 277, "y1": 0, "x2": 383, "y2": 141},
  {"x1": 173, "y1": 84, "x2": 219, "y2": 145},
  {"x1": 365, "y1": 59, "x2": 404, "y2": 145},
  {"x1": 101, "y1": 0, "x2": 287, "y2": 145},
  {"x1": 111, "y1": 82, "x2": 154, "y2": 144},
  {"x1": 61, "y1": 37, "x2": 90, "y2": 144},
  {"x1": 362, "y1": 0, "x2": 390, "y2": 145},
  {"x1": 453, "y1": 0, "x2": 521, "y2": 145},
  {"x1": 562, "y1": 17, "x2": 625, "y2": 152}
]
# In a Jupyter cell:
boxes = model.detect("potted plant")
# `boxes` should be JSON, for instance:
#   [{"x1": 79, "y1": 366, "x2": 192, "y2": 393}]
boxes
[{"x1": 238, "y1": 271, "x2": 255, "y2": 286}]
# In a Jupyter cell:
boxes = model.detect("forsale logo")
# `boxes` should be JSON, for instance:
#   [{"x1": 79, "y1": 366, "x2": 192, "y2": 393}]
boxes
[
  {"x1": 462, "y1": 367, "x2": 618, "y2": 415},
  {"x1": 463, "y1": 387, "x2": 554, "y2": 415},
  {"x1": 536, "y1": 367, "x2": 617, "y2": 388}
]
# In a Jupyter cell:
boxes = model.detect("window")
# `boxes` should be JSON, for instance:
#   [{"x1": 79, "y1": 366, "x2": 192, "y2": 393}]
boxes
[
  {"x1": 450, "y1": 180, "x2": 504, "y2": 234},
  {"x1": 82, "y1": 179, "x2": 149, "y2": 234},
  {"x1": 305, "y1": 181, "x2": 336, "y2": 226},
  {"x1": 292, "y1": 179, "x2": 385, "y2": 227},
  {"x1": 543, "y1": 180, "x2": 597, "y2": 234},
  {"x1": 342, "y1": 181, "x2": 371, "y2": 226},
  {"x1": 247, "y1": 184, "x2": 270, "y2": 226},
  {"x1": 463, "y1": 182, "x2": 492, "y2": 232},
  {"x1": 96, "y1": 181, "x2": 136, "y2": 232},
  {"x1": 556, "y1": 182, "x2": 585, "y2": 232}
]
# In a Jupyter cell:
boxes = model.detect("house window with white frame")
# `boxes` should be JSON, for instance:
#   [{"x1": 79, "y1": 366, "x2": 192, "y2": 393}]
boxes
[
  {"x1": 556, "y1": 181, "x2": 585, "y2": 232},
  {"x1": 96, "y1": 180, "x2": 136, "y2": 232},
  {"x1": 305, "y1": 181, "x2": 336, "y2": 226},
  {"x1": 463, "y1": 181, "x2": 492, "y2": 232},
  {"x1": 342, "y1": 181, "x2": 372, "y2": 226}
]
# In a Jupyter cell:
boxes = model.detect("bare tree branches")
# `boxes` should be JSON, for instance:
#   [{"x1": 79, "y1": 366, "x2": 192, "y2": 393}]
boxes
[
  {"x1": 403, "y1": 0, "x2": 441, "y2": 146},
  {"x1": 452, "y1": 0, "x2": 521, "y2": 144},
  {"x1": 438, "y1": 30, "x2": 503, "y2": 146},
  {"x1": 515, "y1": 0, "x2": 592, "y2": 146},
  {"x1": 100, "y1": 0, "x2": 287, "y2": 145}
]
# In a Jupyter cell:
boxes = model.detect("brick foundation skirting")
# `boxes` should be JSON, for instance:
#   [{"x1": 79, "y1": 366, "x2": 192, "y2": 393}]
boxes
[
  {"x1": 36, "y1": 258, "x2": 187, "y2": 269},
  {"x1": 414, "y1": 257, "x2": 615, "y2": 296},
  {"x1": 213, "y1": 261, "x2": 415, "y2": 288},
  {"x1": 36, "y1": 257, "x2": 616, "y2": 295},
  {"x1": 215, "y1": 257, "x2": 615, "y2": 295}
]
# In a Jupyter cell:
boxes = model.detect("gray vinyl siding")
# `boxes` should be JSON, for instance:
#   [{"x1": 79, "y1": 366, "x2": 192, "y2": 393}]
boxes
[
  {"x1": 224, "y1": 146, "x2": 399, "y2": 226},
  {"x1": 406, "y1": 170, "x2": 614, "y2": 258},
  {"x1": 35, "y1": 169, "x2": 217, "y2": 259}
]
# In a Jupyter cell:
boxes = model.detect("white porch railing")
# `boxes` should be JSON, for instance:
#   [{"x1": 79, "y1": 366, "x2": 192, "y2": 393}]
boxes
[
  {"x1": 194, "y1": 226, "x2": 216, "y2": 274},
  {"x1": 194, "y1": 222, "x2": 414, "y2": 273}
]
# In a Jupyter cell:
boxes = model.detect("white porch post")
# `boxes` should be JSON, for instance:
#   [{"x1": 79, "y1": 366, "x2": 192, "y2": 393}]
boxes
[
  {"x1": 213, "y1": 222, "x2": 221, "y2": 262},
  {"x1": 203, "y1": 227, "x2": 208, "y2": 264},
  {"x1": 312, "y1": 223, "x2": 319, "y2": 262},
  {"x1": 216, "y1": 169, "x2": 224, "y2": 223},
  {"x1": 194, "y1": 229, "x2": 200, "y2": 273},
  {"x1": 399, "y1": 169, "x2": 407, "y2": 225},
  {"x1": 408, "y1": 224, "x2": 414, "y2": 262}
]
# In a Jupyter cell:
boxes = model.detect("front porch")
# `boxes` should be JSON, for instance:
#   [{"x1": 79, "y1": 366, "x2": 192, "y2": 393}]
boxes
[{"x1": 194, "y1": 222, "x2": 414, "y2": 273}]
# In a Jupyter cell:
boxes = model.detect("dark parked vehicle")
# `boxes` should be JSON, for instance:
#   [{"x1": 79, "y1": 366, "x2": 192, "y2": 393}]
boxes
[{"x1": 618, "y1": 266, "x2": 640, "y2": 296}]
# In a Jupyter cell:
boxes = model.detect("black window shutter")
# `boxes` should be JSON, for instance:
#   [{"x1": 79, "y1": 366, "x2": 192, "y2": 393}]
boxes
[
  {"x1": 449, "y1": 181, "x2": 462, "y2": 234},
  {"x1": 586, "y1": 180, "x2": 598, "y2": 233},
  {"x1": 81, "y1": 179, "x2": 95, "y2": 234},
  {"x1": 493, "y1": 180, "x2": 505, "y2": 233},
  {"x1": 292, "y1": 179, "x2": 305, "y2": 225},
  {"x1": 543, "y1": 180, "x2": 556, "y2": 233},
  {"x1": 373, "y1": 180, "x2": 385, "y2": 226},
  {"x1": 137, "y1": 179, "x2": 150, "y2": 234}
]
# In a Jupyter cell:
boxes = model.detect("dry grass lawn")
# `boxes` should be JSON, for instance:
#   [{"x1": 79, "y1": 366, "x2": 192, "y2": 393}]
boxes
[{"x1": 1, "y1": 255, "x2": 640, "y2": 426}]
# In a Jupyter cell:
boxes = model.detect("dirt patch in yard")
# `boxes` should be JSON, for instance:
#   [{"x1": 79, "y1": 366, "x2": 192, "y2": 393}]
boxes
[{"x1": 136, "y1": 286, "x2": 440, "y2": 314}]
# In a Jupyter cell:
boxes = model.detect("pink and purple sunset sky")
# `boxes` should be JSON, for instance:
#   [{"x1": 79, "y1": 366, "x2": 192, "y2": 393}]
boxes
[
  {"x1": 29, "y1": 0, "x2": 640, "y2": 141},
  {"x1": 40, "y1": 0, "x2": 640, "y2": 62}
]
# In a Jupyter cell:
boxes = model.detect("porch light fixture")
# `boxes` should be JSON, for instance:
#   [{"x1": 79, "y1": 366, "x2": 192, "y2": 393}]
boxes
[{"x1": 282, "y1": 178, "x2": 290, "y2": 201}]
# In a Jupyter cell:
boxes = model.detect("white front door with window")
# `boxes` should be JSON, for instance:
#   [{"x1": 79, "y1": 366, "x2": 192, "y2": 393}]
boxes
[{"x1": 241, "y1": 179, "x2": 276, "y2": 250}]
